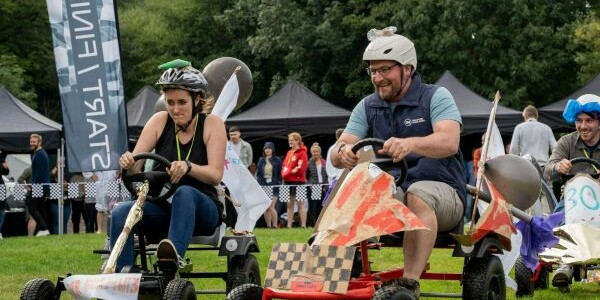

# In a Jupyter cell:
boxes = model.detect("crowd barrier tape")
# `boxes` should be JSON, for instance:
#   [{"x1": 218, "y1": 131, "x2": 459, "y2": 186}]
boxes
[{"x1": 0, "y1": 182, "x2": 331, "y2": 204}]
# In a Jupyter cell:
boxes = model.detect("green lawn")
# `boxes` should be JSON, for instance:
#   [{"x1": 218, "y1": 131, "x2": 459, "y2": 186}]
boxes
[{"x1": 2, "y1": 228, "x2": 599, "y2": 299}]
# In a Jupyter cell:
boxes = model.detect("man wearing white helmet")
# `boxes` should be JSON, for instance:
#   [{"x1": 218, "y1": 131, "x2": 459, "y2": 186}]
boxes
[
  {"x1": 544, "y1": 93, "x2": 600, "y2": 288},
  {"x1": 332, "y1": 26, "x2": 465, "y2": 299}
]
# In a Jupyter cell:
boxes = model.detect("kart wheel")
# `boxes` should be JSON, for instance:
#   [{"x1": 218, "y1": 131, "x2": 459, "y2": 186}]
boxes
[
  {"x1": 227, "y1": 254, "x2": 261, "y2": 293},
  {"x1": 573, "y1": 265, "x2": 584, "y2": 282},
  {"x1": 164, "y1": 278, "x2": 196, "y2": 300},
  {"x1": 226, "y1": 283, "x2": 263, "y2": 300},
  {"x1": 373, "y1": 284, "x2": 417, "y2": 300},
  {"x1": 534, "y1": 264, "x2": 550, "y2": 289},
  {"x1": 462, "y1": 255, "x2": 505, "y2": 300},
  {"x1": 514, "y1": 256, "x2": 534, "y2": 297},
  {"x1": 20, "y1": 278, "x2": 55, "y2": 300}
]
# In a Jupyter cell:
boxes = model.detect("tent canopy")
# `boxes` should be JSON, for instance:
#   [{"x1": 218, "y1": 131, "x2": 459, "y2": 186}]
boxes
[
  {"x1": 227, "y1": 80, "x2": 351, "y2": 139},
  {"x1": 126, "y1": 85, "x2": 161, "y2": 142},
  {"x1": 539, "y1": 73, "x2": 600, "y2": 130},
  {"x1": 0, "y1": 86, "x2": 62, "y2": 152},
  {"x1": 434, "y1": 71, "x2": 522, "y2": 135}
]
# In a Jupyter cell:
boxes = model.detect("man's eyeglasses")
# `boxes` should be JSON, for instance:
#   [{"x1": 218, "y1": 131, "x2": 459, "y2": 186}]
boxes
[{"x1": 366, "y1": 63, "x2": 399, "y2": 76}]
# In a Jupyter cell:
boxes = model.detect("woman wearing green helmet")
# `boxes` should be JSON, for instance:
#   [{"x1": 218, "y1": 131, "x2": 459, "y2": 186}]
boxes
[{"x1": 113, "y1": 61, "x2": 227, "y2": 277}]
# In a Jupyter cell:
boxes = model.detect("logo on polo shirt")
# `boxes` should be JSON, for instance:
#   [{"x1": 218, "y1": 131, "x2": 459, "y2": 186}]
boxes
[{"x1": 404, "y1": 117, "x2": 425, "y2": 127}]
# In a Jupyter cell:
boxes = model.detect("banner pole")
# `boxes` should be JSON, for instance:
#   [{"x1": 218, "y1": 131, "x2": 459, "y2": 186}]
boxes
[{"x1": 58, "y1": 138, "x2": 65, "y2": 235}]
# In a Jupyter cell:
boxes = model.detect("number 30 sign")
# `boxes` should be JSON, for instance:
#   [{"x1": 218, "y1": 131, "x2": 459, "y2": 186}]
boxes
[{"x1": 564, "y1": 174, "x2": 600, "y2": 228}]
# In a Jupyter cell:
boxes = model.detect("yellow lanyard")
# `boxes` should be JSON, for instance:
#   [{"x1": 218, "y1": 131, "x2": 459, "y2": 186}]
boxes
[
  {"x1": 175, "y1": 115, "x2": 198, "y2": 161},
  {"x1": 583, "y1": 148, "x2": 599, "y2": 172}
]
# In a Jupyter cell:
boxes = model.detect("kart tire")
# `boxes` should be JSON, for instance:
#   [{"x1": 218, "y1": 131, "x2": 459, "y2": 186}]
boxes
[
  {"x1": 164, "y1": 278, "x2": 196, "y2": 300},
  {"x1": 534, "y1": 264, "x2": 550, "y2": 289},
  {"x1": 227, "y1": 254, "x2": 261, "y2": 293},
  {"x1": 20, "y1": 278, "x2": 55, "y2": 300},
  {"x1": 226, "y1": 283, "x2": 263, "y2": 300},
  {"x1": 373, "y1": 284, "x2": 417, "y2": 300},
  {"x1": 462, "y1": 255, "x2": 505, "y2": 300},
  {"x1": 514, "y1": 256, "x2": 534, "y2": 297},
  {"x1": 573, "y1": 265, "x2": 583, "y2": 282}
]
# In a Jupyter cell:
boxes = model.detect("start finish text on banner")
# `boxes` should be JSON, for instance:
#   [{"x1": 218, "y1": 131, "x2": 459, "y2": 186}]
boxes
[{"x1": 46, "y1": 0, "x2": 127, "y2": 172}]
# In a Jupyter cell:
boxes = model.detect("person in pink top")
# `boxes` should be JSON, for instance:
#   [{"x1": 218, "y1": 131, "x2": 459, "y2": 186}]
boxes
[{"x1": 282, "y1": 132, "x2": 308, "y2": 228}]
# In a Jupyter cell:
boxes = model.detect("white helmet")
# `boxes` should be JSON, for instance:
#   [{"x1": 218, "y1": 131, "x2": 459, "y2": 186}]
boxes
[{"x1": 362, "y1": 26, "x2": 417, "y2": 70}]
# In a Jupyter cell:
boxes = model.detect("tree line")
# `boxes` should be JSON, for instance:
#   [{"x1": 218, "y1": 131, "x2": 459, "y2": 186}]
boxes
[{"x1": 1, "y1": 0, "x2": 599, "y2": 122}]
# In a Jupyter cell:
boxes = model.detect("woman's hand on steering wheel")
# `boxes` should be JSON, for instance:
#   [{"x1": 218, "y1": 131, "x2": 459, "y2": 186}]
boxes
[
  {"x1": 119, "y1": 151, "x2": 136, "y2": 170},
  {"x1": 168, "y1": 160, "x2": 190, "y2": 184}
]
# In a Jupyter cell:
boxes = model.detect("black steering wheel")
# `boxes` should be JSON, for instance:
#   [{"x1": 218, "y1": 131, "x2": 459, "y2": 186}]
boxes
[
  {"x1": 350, "y1": 138, "x2": 408, "y2": 186},
  {"x1": 122, "y1": 152, "x2": 177, "y2": 202},
  {"x1": 559, "y1": 157, "x2": 600, "y2": 184}
]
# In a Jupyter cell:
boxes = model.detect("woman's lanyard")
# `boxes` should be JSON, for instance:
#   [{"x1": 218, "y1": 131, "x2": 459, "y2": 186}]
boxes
[
  {"x1": 175, "y1": 115, "x2": 198, "y2": 161},
  {"x1": 583, "y1": 148, "x2": 599, "y2": 172}
]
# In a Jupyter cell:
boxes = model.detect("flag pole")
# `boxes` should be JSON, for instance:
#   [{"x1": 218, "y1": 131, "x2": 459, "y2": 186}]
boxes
[{"x1": 470, "y1": 90, "x2": 501, "y2": 230}]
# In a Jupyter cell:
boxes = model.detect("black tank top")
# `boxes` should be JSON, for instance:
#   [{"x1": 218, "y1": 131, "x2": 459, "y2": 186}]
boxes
[{"x1": 154, "y1": 113, "x2": 222, "y2": 215}]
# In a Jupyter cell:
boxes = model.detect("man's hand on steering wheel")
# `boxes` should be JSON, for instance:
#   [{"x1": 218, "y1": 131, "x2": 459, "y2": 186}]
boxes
[
  {"x1": 554, "y1": 158, "x2": 572, "y2": 175},
  {"x1": 380, "y1": 137, "x2": 413, "y2": 163},
  {"x1": 338, "y1": 143, "x2": 359, "y2": 169}
]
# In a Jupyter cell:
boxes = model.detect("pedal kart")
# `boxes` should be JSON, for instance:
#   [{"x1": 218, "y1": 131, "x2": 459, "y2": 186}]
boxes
[
  {"x1": 228, "y1": 138, "x2": 527, "y2": 300},
  {"x1": 515, "y1": 157, "x2": 600, "y2": 296},
  {"x1": 20, "y1": 152, "x2": 261, "y2": 300}
]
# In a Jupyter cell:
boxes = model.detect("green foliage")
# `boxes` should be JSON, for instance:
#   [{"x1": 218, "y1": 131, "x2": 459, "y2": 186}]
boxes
[
  {"x1": 1, "y1": 0, "x2": 600, "y2": 123},
  {"x1": 573, "y1": 15, "x2": 600, "y2": 85},
  {"x1": 0, "y1": 54, "x2": 37, "y2": 108},
  {"x1": 2, "y1": 230, "x2": 600, "y2": 299}
]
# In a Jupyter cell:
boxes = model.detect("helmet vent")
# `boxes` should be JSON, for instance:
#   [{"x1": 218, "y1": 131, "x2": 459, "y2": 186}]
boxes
[{"x1": 383, "y1": 48, "x2": 392, "y2": 54}]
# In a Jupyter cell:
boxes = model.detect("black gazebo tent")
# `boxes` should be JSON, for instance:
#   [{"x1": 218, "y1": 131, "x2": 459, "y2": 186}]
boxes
[
  {"x1": 539, "y1": 73, "x2": 600, "y2": 130},
  {"x1": 434, "y1": 71, "x2": 522, "y2": 135},
  {"x1": 126, "y1": 85, "x2": 161, "y2": 142},
  {"x1": 227, "y1": 80, "x2": 351, "y2": 140},
  {"x1": 0, "y1": 86, "x2": 62, "y2": 152}
]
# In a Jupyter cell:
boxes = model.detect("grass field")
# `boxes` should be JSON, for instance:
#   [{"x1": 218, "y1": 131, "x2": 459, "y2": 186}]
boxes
[{"x1": 2, "y1": 228, "x2": 599, "y2": 299}]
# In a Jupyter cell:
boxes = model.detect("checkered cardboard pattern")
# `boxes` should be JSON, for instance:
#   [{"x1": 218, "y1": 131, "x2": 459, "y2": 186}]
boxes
[{"x1": 264, "y1": 243, "x2": 355, "y2": 294}]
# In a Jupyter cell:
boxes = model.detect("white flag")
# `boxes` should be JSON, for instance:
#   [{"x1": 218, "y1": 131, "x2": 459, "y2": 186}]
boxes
[
  {"x1": 211, "y1": 71, "x2": 239, "y2": 119},
  {"x1": 475, "y1": 91, "x2": 520, "y2": 290},
  {"x1": 212, "y1": 70, "x2": 271, "y2": 232}
]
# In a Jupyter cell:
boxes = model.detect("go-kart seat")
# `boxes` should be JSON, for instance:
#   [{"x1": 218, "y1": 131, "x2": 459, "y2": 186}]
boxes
[
  {"x1": 378, "y1": 217, "x2": 466, "y2": 257},
  {"x1": 189, "y1": 222, "x2": 227, "y2": 247}
]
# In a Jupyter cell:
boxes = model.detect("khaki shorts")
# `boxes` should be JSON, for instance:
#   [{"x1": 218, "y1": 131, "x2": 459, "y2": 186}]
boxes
[{"x1": 396, "y1": 181, "x2": 464, "y2": 232}]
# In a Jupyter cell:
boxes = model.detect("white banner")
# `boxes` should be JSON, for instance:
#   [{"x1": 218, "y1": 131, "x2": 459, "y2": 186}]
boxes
[{"x1": 63, "y1": 273, "x2": 141, "y2": 300}]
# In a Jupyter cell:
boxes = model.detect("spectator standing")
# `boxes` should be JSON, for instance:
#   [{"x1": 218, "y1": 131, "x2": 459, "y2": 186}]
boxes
[
  {"x1": 29, "y1": 133, "x2": 50, "y2": 237},
  {"x1": 509, "y1": 105, "x2": 557, "y2": 167},
  {"x1": 17, "y1": 167, "x2": 36, "y2": 236},
  {"x1": 306, "y1": 142, "x2": 328, "y2": 226},
  {"x1": 472, "y1": 134, "x2": 484, "y2": 181},
  {"x1": 68, "y1": 172, "x2": 88, "y2": 234},
  {"x1": 0, "y1": 147, "x2": 9, "y2": 239},
  {"x1": 282, "y1": 132, "x2": 309, "y2": 228},
  {"x1": 325, "y1": 128, "x2": 345, "y2": 183},
  {"x1": 256, "y1": 141, "x2": 282, "y2": 228},
  {"x1": 50, "y1": 160, "x2": 71, "y2": 234},
  {"x1": 95, "y1": 170, "x2": 118, "y2": 234},
  {"x1": 331, "y1": 26, "x2": 465, "y2": 298},
  {"x1": 82, "y1": 171, "x2": 98, "y2": 233},
  {"x1": 228, "y1": 126, "x2": 253, "y2": 168}
]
